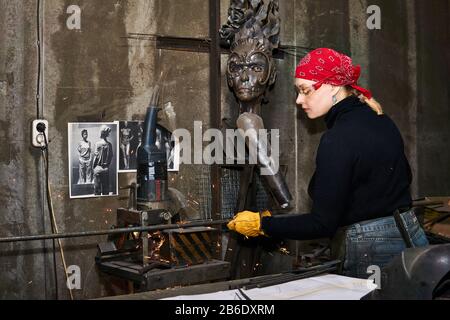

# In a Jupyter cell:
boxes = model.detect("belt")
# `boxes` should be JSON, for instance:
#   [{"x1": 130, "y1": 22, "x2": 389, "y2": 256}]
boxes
[
  {"x1": 397, "y1": 206, "x2": 412, "y2": 214},
  {"x1": 331, "y1": 207, "x2": 417, "y2": 274}
]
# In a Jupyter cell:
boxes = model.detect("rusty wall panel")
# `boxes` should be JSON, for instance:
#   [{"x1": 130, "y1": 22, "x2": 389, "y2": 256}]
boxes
[
  {"x1": 368, "y1": 0, "x2": 414, "y2": 178},
  {"x1": 44, "y1": 0, "x2": 133, "y2": 300},
  {"x1": 415, "y1": 0, "x2": 450, "y2": 197},
  {"x1": 42, "y1": 0, "x2": 211, "y2": 299},
  {"x1": 155, "y1": 50, "x2": 211, "y2": 219},
  {"x1": 291, "y1": 0, "x2": 351, "y2": 214},
  {"x1": 0, "y1": 0, "x2": 210, "y2": 300},
  {"x1": 155, "y1": 0, "x2": 209, "y2": 38},
  {"x1": 293, "y1": 0, "x2": 351, "y2": 54},
  {"x1": 0, "y1": 0, "x2": 49, "y2": 299}
]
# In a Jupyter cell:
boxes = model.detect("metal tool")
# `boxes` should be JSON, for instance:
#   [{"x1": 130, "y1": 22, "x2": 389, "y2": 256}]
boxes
[
  {"x1": 243, "y1": 264, "x2": 339, "y2": 290},
  {"x1": 393, "y1": 209, "x2": 414, "y2": 248},
  {"x1": 0, "y1": 219, "x2": 230, "y2": 243},
  {"x1": 137, "y1": 104, "x2": 169, "y2": 205},
  {"x1": 236, "y1": 112, "x2": 293, "y2": 209}
]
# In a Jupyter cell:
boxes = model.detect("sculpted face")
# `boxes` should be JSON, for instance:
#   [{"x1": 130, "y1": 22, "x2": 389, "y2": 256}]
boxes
[{"x1": 227, "y1": 41, "x2": 274, "y2": 104}]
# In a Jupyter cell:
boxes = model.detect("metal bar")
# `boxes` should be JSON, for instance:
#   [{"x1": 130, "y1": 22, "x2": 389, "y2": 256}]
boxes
[
  {"x1": 243, "y1": 261, "x2": 341, "y2": 287},
  {"x1": 291, "y1": 259, "x2": 341, "y2": 273},
  {"x1": 209, "y1": 0, "x2": 223, "y2": 261},
  {"x1": 413, "y1": 200, "x2": 444, "y2": 207},
  {"x1": 0, "y1": 220, "x2": 230, "y2": 244},
  {"x1": 209, "y1": 0, "x2": 222, "y2": 221},
  {"x1": 156, "y1": 36, "x2": 211, "y2": 53},
  {"x1": 243, "y1": 266, "x2": 338, "y2": 290},
  {"x1": 254, "y1": 267, "x2": 338, "y2": 289},
  {"x1": 237, "y1": 288, "x2": 252, "y2": 301},
  {"x1": 125, "y1": 33, "x2": 289, "y2": 59}
]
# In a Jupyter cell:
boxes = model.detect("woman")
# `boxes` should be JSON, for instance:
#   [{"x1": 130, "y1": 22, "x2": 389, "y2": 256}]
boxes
[
  {"x1": 120, "y1": 121, "x2": 134, "y2": 170},
  {"x1": 227, "y1": 48, "x2": 429, "y2": 278}
]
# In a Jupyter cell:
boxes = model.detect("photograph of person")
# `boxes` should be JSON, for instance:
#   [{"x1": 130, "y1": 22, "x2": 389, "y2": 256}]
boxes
[
  {"x1": 118, "y1": 121, "x2": 140, "y2": 172},
  {"x1": 118, "y1": 121, "x2": 179, "y2": 172},
  {"x1": 68, "y1": 122, "x2": 119, "y2": 199},
  {"x1": 77, "y1": 129, "x2": 92, "y2": 184}
]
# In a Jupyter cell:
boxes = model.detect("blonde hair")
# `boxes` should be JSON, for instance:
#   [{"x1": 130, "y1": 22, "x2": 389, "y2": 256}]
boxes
[{"x1": 345, "y1": 86, "x2": 384, "y2": 115}]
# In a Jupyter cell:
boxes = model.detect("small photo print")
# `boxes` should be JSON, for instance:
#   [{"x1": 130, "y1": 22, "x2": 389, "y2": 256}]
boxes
[
  {"x1": 68, "y1": 122, "x2": 119, "y2": 199},
  {"x1": 118, "y1": 121, "x2": 180, "y2": 172},
  {"x1": 167, "y1": 131, "x2": 180, "y2": 172},
  {"x1": 119, "y1": 121, "x2": 142, "y2": 172}
]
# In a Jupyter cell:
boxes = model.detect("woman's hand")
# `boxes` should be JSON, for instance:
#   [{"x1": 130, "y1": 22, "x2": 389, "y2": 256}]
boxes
[{"x1": 227, "y1": 210, "x2": 271, "y2": 237}]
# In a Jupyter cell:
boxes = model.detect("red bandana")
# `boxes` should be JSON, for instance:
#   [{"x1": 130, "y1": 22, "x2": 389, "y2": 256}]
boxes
[{"x1": 295, "y1": 48, "x2": 372, "y2": 99}]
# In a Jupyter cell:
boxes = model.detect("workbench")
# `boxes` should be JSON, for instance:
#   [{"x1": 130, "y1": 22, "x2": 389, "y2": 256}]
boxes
[{"x1": 99, "y1": 274, "x2": 376, "y2": 300}]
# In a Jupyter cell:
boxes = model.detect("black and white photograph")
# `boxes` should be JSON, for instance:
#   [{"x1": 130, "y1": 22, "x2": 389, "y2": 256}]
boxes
[
  {"x1": 68, "y1": 122, "x2": 119, "y2": 199},
  {"x1": 119, "y1": 121, "x2": 142, "y2": 172},
  {"x1": 118, "y1": 121, "x2": 180, "y2": 172},
  {"x1": 158, "y1": 124, "x2": 180, "y2": 172}
]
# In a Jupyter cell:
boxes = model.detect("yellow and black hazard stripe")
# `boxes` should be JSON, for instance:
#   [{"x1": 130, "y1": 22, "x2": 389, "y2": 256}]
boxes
[{"x1": 168, "y1": 231, "x2": 214, "y2": 266}]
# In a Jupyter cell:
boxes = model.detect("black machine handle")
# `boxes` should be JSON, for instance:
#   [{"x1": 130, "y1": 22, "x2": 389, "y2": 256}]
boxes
[{"x1": 393, "y1": 209, "x2": 415, "y2": 249}]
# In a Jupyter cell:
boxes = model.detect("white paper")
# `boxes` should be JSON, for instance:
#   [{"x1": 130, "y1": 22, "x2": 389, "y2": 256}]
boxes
[{"x1": 163, "y1": 274, "x2": 377, "y2": 301}]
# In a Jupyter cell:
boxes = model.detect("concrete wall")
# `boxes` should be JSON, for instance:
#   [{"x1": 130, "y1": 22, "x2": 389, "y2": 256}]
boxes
[{"x1": 0, "y1": 0, "x2": 448, "y2": 299}]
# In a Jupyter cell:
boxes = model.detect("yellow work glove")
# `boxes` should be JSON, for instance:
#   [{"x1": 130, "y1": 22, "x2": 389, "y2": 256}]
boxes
[{"x1": 227, "y1": 210, "x2": 272, "y2": 238}]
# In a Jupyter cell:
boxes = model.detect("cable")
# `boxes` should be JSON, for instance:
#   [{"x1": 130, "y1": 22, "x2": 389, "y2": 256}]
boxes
[
  {"x1": 39, "y1": 128, "x2": 74, "y2": 300},
  {"x1": 36, "y1": 0, "x2": 50, "y2": 299},
  {"x1": 41, "y1": 146, "x2": 58, "y2": 300},
  {"x1": 39, "y1": 131, "x2": 58, "y2": 299},
  {"x1": 36, "y1": 0, "x2": 42, "y2": 119},
  {"x1": 41, "y1": 144, "x2": 48, "y2": 300},
  {"x1": 36, "y1": 0, "x2": 72, "y2": 300}
]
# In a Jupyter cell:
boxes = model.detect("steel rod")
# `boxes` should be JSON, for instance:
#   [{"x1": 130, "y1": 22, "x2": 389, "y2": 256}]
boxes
[
  {"x1": 244, "y1": 266, "x2": 338, "y2": 290},
  {"x1": 0, "y1": 220, "x2": 230, "y2": 244}
]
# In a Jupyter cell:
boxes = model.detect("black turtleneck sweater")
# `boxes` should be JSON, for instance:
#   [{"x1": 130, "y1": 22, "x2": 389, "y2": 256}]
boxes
[{"x1": 262, "y1": 96, "x2": 413, "y2": 240}]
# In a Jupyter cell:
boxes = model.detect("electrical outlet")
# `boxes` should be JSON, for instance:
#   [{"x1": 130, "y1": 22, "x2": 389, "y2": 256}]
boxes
[{"x1": 32, "y1": 119, "x2": 49, "y2": 148}]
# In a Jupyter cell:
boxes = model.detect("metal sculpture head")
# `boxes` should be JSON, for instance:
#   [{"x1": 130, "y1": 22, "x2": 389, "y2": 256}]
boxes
[{"x1": 220, "y1": 0, "x2": 280, "y2": 113}]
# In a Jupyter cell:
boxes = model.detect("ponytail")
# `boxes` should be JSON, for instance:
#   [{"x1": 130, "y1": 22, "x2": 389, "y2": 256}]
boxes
[
  {"x1": 358, "y1": 95, "x2": 384, "y2": 116},
  {"x1": 346, "y1": 86, "x2": 384, "y2": 116}
]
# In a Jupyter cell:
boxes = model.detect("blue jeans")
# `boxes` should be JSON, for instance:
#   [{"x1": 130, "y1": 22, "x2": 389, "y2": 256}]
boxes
[{"x1": 335, "y1": 209, "x2": 429, "y2": 279}]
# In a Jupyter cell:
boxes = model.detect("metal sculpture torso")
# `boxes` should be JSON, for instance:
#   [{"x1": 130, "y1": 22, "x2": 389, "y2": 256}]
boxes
[{"x1": 220, "y1": 0, "x2": 292, "y2": 279}]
